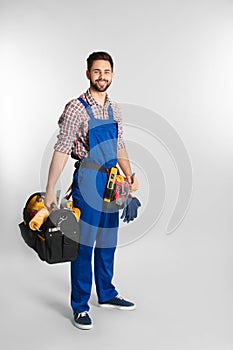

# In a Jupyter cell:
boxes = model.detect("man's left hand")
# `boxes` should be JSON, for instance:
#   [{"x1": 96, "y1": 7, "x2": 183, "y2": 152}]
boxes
[{"x1": 126, "y1": 175, "x2": 139, "y2": 192}]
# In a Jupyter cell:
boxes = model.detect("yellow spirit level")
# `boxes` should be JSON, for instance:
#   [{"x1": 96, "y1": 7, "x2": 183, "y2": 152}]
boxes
[{"x1": 104, "y1": 167, "x2": 118, "y2": 202}]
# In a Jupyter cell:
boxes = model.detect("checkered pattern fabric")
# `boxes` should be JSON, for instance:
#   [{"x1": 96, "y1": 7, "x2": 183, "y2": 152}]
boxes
[{"x1": 54, "y1": 89, "x2": 126, "y2": 158}]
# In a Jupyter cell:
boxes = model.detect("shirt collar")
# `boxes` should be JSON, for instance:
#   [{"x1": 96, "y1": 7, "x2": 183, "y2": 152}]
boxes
[{"x1": 85, "y1": 89, "x2": 111, "y2": 107}]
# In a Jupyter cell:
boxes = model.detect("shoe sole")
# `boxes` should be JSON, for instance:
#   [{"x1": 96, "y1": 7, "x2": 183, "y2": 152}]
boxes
[
  {"x1": 73, "y1": 321, "x2": 93, "y2": 330},
  {"x1": 98, "y1": 303, "x2": 136, "y2": 311}
]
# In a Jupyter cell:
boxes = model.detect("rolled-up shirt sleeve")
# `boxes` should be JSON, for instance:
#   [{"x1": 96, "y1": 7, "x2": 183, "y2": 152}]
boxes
[
  {"x1": 112, "y1": 102, "x2": 126, "y2": 150},
  {"x1": 54, "y1": 101, "x2": 79, "y2": 155},
  {"x1": 117, "y1": 119, "x2": 126, "y2": 150}
]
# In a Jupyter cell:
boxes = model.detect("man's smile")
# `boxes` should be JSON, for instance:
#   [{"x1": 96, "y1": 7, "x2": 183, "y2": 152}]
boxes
[{"x1": 97, "y1": 80, "x2": 108, "y2": 86}]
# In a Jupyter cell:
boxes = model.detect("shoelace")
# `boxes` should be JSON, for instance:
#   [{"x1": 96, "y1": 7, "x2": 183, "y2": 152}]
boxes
[
  {"x1": 116, "y1": 294, "x2": 124, "y2": 300},
  {"x1": 78, "y1": 311, "x2": 87, "y2": 318}
]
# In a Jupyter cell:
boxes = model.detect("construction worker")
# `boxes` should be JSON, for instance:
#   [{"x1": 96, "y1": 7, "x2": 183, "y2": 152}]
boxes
[{"x1": 44, "y1": 51, "x2": 139, "y2": 330}]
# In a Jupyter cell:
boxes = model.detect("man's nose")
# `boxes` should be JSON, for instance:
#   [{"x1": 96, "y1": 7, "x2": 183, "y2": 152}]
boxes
[{"x1": 99, "y1": 72, "x2": 106, "y2": 80}]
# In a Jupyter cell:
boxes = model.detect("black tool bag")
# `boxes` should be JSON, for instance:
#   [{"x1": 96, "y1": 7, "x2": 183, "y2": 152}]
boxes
[{"x1": 19, "y1": 193, "x2": 80, "y2": 264}]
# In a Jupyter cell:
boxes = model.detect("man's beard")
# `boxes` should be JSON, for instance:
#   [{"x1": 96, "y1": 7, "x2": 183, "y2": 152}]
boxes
[{"x1": 90, "y1": 78, "x2": 112, "y2": 92}]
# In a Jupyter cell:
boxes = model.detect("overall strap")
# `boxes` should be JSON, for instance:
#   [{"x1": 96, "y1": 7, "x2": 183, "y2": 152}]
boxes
[
  {"x1": 78, "y1": 97, "x2": 95, "y2": 119},
  {"x1": 107, "y1": 104, "x2": 114, "y2": 120},
  {"x1": 78, "y1": 97, "x2": 114, "y2": 120}
]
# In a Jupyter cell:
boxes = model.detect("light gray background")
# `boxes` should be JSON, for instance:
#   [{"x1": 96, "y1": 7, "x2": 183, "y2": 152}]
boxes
[{"x1": 1, "y1": 0, "x2": 233, "y2": 349}]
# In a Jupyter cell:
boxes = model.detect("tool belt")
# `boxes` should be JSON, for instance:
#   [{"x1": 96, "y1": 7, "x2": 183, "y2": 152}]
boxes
[
  {"x1": 74, "y1": 160, "x2": 130, "y2": 210},
  {"x1": 75, "y1": 159, "x2": 107, "y2": 173},
  {"x1": 103, "y1": 168, "x2": 131, "y2": 209},
  {"x1": 19, "y1": 192, "x2": 80, "y2": 264}
]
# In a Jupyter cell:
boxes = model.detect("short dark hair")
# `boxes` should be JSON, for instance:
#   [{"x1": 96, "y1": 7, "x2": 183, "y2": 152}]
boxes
[{"x1": 87, "y1": 51, "x2": 114, "y2": 72}]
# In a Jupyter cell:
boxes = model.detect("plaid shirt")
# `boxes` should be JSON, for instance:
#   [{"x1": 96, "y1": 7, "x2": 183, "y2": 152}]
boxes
[{"x1": 54, "y1": 89, "x2": 126, "y2": 158}]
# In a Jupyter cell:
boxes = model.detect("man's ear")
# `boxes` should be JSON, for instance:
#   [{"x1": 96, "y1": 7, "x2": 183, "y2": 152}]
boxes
[{"x1": 86, "y1": 70, "x2": 90, "y2": 80}]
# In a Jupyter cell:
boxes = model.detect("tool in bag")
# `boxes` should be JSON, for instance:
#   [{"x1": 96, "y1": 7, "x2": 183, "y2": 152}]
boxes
[{"x1": 19, "y1": 192, "x2": 80, "y2": 264}]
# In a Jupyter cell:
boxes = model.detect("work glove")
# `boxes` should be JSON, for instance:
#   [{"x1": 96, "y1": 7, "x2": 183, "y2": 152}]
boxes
[{"x1": 120, "y1": 197, "x2": 141, "y2": 223}]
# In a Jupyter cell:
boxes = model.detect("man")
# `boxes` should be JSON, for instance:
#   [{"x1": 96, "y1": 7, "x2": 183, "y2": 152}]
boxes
[{"x1": 44, "y1": 51, "x2": 138, "y2": 330}]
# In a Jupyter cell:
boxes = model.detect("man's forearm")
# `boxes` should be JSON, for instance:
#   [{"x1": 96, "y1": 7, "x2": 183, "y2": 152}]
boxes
[
  {"x1": 46, "y1": 151, "x2": 69, "y2": 192},
  {"x1": 117, "y1": 148, "x2": 132, "y2": 177}
]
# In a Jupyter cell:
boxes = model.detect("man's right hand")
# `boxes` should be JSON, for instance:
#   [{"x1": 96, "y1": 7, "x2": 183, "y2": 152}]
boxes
[{"x1": 44, "y1": 190, "x2": 58, "y2": 210}]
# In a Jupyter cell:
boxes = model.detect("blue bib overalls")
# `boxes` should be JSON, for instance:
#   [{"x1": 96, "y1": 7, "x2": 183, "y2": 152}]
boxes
[{"x1": 71, "y1": 98, "x2": 119, "y2": 313}]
